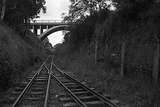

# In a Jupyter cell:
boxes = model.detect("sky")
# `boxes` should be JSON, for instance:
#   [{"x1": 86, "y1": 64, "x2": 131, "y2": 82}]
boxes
[{"x1": 38, "y1": 0, "x2": 70, "y2": 46}]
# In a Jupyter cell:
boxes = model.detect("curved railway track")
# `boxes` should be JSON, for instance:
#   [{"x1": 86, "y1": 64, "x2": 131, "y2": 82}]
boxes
[
  {"x1": 51, "y1": 58, "x2": 119, "y2": 107},
  {"x1": 8, "y1": 55, "x2": 119, "y2": 107}
]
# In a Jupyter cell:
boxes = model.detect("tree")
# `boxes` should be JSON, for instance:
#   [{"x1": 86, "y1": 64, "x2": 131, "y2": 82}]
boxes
[
  {"x1": 0, "y1": 0, "x2": 6, "y2": 20},
  {"x1": 64, "y1": 0, "x2": 110, "y2": 22},
  {"x1": 0, "y1": 0, "x2": 46, "y2": 25},
  {"x1": 153, "y1": 36, "x2": 160, "y2": 83}
]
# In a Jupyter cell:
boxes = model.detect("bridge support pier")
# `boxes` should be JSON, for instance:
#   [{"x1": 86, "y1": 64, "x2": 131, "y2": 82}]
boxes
[
  {"x1": 46, "y1": 25, "x2": 49, "y2": 30},
  {"x1": 32, "y1": 25, "x2": 35, "y2": 33},
  {"x1": 40, "y1": 26, "x2": 43, "y2": 35},
  {"x1": 33, "y1": 26, "x2": 38, "y2": 36}
]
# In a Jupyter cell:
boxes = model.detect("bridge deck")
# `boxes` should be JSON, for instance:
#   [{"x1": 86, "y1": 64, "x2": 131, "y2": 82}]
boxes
[
  {"x1": 30, "y1": 22, "x2": 72, "y2": 25},
  {"x1": 29, "y1": 20, "x2": 73, "y2": 25},
  {"x1": 26, "y1": 20, "x2": 75, "y2": 29}
]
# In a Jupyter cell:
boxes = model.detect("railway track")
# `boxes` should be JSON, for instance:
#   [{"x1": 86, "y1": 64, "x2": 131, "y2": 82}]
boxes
[
  {"x1": 51, "y1": 59, "x2": 119, "y2": 107},
  {"x1": 6, "y1": 55, "x2": 118, "y2": 107},
  {"x1": 7, "y1": 56, "x2": 52, "y2": 107}
]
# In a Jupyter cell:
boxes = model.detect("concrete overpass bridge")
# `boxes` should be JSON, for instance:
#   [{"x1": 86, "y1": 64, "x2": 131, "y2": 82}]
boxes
[{"x1": 27, "y1": 20, "x2": 73, "y2": 40}]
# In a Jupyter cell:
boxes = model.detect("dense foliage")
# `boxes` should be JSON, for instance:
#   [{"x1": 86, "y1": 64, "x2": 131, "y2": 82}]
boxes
[
  {"x1": 64, "y1": 0, "x2": 110, "y2": 22},
  {"x1": 0, "y1": 0, "x2": 46, "y2": 26},
  {"x1": 0, "y1": 23, "x2": 47, "y2": 91},
  {"x1": 64, "y1": 0, "x2": 160, "y2": 44},
  {"x1": 0, "y1": 0, "x2": 47, "y2": 91},
  {"x1": 62, "y1": 0, "x2": 160, "y2": 78}
]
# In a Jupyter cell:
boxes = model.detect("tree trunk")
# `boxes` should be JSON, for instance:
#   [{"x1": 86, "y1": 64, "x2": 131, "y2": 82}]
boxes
[
  {"x1": 104, "y1": 43, "x2": 111, "y2": 72},
  {"x1": 1, "y1": 0, "x2": 6, "y2": 21},
  {"x1": 95, "y1": 39, "x2": 98, "y2": 64},
  {"x1": 88, "y1": 40, "x2": 91, "y2": 55},
  {"x1": 153, "y1": 40, "x2": 160, "y2": 83},
  {"x1": 120, "y1": 41, "x2": 126, "y2": 77}
]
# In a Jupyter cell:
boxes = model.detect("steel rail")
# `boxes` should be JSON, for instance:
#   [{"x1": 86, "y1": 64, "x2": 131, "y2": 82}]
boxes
[
  {"x1": 44, "y1": 57, "x2": 53, "y2": 107},
  {"x1": 44, "y1": 65, "x2": 49, "y2": 73},
  {"x1": 51, "y1": 73, "x2": 87, "y2": 107},
  {"x1": 53, "y1": 62, "x2": 119, "y2": 107},
  {"x1": 12, "y1": 56, "x2": 50, "y2": 107}
]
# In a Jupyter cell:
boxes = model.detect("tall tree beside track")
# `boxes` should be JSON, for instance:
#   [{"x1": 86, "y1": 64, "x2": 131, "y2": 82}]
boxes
[
  {"x1": 0, "y1": 0, "x2": 6, "y2": 20},
  {"x1": 153, "y1": 36, "x2": 160, "y2": 83},
  {"x1": 0, "y1": 0, "x2": 46, "y2": 25},
  {"x1": 64, "y1": 0, "x2": 109, "y2": 22}
]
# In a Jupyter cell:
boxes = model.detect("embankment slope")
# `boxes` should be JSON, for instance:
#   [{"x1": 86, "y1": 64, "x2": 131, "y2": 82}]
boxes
[{"x1": 0, "y1": 23, "x2": 47, "y2": 91}]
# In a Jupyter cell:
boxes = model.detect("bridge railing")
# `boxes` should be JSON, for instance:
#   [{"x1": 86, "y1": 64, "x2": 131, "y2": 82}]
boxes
[{"x1": 30, "y1": 20, "x2": 68, "y2": 24}]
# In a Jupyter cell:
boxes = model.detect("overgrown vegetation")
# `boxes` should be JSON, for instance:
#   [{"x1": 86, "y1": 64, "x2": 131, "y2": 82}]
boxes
[
  {"x1": 0, "y1": 23, "x2": 47, "y2": 91},
  {"x1": 0, "y1": 0, "x2": 47, "y2": 91},
  {"x1": 55, "y1": 0, "x2": 160, "y2": 106},
  {"x1": 0, "y1": 0, "x2": 46, "y2": 25},
  {"x1": 61, "y1": 0, "x2": 160, "y2": 81}
]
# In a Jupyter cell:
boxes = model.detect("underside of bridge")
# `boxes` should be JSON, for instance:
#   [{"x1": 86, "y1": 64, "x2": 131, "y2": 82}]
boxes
[{"x1": 39, "y1": 25, "x2": 71, "y2": 41}]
